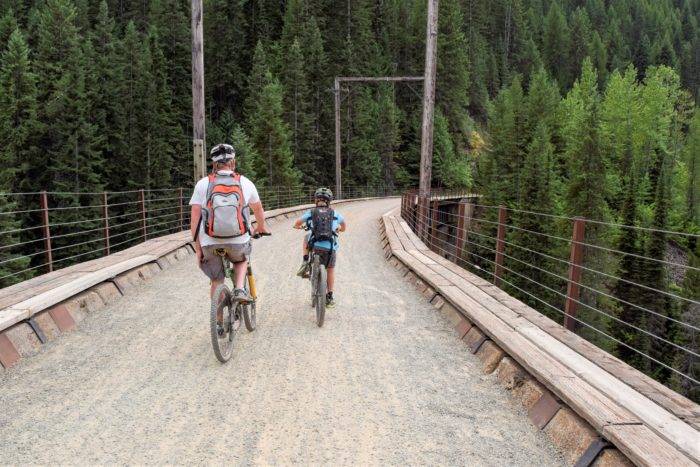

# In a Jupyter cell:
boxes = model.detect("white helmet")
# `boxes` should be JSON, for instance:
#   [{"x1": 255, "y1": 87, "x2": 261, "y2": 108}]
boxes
[{"x1": 210, "y1": 143, "x2": 235, "y2": 163}]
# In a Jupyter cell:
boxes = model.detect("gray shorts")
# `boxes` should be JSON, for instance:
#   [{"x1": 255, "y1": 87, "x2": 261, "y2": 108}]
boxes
[
  {"x1": 313, "y1": 248, "x2": 337, "y2": 268},
  {"x1": 199, "y1": 242, "x2": 251, "y2": 281}
]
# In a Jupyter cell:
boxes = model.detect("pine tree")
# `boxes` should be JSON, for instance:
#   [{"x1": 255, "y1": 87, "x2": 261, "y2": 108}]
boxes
[
  {"x1": 644, "y1": 160, "x2": 678, "y2": 383},
  {"x1": 244, "y1": 41, "x2": 272, "y2": 129},
  {"x1": 432, "y1": 109, "x2": 471, "y2": 189},
  {"x1": 670, "y1": 245, "x2": 699, "y2": 403},
  {"x1": 561, "y1": 59, "x2": 609, "y2": 344},
  {"x1": 249, "y1": 73, "x2": 301, "y2": 189},
  {"x1": 542, "y1": 2, "x2": 571, "y2": 90},
  {"x1": 612, "y1": 170, "x2": 649, "y2": 372},
  {"x1": 33, "y1": 0, "x2": 103, "y2": 195},
  {"x1": 0, "y1": 29, "x2": 36, "y2": 285},
  {"x1": 32, "y1": 0, "x2": 104, "y2": 262},
  {"x1": 203, "y1": 0, "x2": 247, "y2": 120},
  {"x1": 588, "y1": 31, "x2": 607, "y2": 86},
  {"x1": 685, "y1": 111, "x2": 700, "y2": 231},
  {"x1": 569, "y1": 8, "x2": 592, "y2": 81},
  {"x1": 0, "y1": 8, "x2": 18, "y2": 48},
  {"x1": 90, "y1": 0, "x2": 126, "y2": 189},
  {"x1": 280, "y1": 39, "x2": 315, "y2": 185},
  {"x1": 436, "y1": 0, "x2": 471, "y2": 151},
  {"x1": 507, "y1": 122, "x2": 560, "y2": 317}
]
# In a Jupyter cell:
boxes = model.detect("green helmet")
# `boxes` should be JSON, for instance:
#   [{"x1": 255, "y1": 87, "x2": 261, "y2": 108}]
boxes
[{"x1": 314, "y1": 187, "x2": 333, "y2": 203}]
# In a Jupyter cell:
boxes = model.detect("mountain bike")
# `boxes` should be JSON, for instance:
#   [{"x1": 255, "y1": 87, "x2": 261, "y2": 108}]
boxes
[
  {"x1": 299, "y1": 225, "x2": 337, "y2": 328},
  {"x1": 210, "y1": 232, "x2": 271, "y2": 363}
]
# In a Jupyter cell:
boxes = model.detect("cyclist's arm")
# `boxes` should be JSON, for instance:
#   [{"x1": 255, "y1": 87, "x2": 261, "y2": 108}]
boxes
[
  {"x1": 191, "y1": 204, "x2": 202, "y2": 259},
  {"x1": 250, "y1": 201, "x2": 269, "y2": 234},
  {"x1": 293, "y1": 218, "x2": 304, "y2": 229}
]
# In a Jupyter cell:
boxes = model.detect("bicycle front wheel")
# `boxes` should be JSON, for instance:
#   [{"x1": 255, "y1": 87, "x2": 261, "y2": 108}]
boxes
[
  {"x1": 315, "y1": 259, "x2": 326, "y2": 328},
  {"x1": 210, "y1": 284, "x2": 236, "y2": 363},
  {"x1": 243, "y1": 274, "x2": 257, "y2": 332}
]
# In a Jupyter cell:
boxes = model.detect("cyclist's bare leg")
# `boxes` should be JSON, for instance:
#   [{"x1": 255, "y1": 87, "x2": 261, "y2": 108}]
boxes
[
  {"x1": 233, "y1": 260, "x2": 248, "y2": 289},
  {"x1": 327, "y1": 267, "x2": 335, "y2": 293},
  {"x1": 210, "y1": 279, "x2": 223, "y2": 298},
  {"x1": 302, "y1": 237, "x2": 309, "y2": 256}
]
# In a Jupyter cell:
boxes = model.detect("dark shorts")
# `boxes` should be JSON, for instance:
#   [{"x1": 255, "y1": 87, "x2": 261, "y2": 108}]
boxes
[
  {"x1": 199, "y1": 242, "x2": 251, "y2": 281},
  {"x1": 313, "y1": 248, "x2": 337, "y2": 268}
]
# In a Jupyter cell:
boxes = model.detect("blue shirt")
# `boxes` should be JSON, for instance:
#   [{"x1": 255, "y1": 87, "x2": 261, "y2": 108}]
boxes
[{"x1": 301, "y1": 209, "x2": 344, "y2": 251}]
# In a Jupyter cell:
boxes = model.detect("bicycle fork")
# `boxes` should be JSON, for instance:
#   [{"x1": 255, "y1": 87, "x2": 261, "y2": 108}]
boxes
[{"x1": 247, "y1": 264, "x2": 258, "y2": 300}]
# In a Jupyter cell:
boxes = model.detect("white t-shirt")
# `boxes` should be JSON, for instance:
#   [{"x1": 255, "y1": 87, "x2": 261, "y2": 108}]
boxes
[{"x1": 189, "y1": 171, "x2": 260, "y2": 247}]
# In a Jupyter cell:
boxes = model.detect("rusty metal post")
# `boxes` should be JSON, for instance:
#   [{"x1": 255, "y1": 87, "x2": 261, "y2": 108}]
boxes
[
  {"x1": 455, "y1": 202, "x2": 468, "y2": 260},
  {"x1": 102, "y1": 192, "x2": 110, "y2": 255},
  {"x1": 431, "y1": 200, "x2": 440, "y2": 251},
  {"x1": 139, "y1": 189, "x2": 147, "y2": 240},
  {"x1": 179, "y1": 187, "x2": 184, "y2": 230},
  {"x1": 418, "y1": 195, "x2": 429, "y2": 241},
  {"x1": 39, "y1": 191, "x2": 53, "y2": 272},
  {"x1": 564, "y1": 218, "x2": 586, "y2": 331},
  {"x1": 493, "y1": 205, "x2": 507, "y2": 286}
]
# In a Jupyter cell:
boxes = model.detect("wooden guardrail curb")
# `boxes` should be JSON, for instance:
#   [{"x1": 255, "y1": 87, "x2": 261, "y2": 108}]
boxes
[{"x1": 379, "y1": 207, "x2": 698, "y2": 467}]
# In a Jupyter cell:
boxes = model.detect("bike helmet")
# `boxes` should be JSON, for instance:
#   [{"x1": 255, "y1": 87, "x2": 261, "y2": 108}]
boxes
[
  {"x1": 314, "y1": 187, "x2": 333, "y2": 203},
  {"x1": 210, "y1": 143, "x2": 235, "y2": 163}
]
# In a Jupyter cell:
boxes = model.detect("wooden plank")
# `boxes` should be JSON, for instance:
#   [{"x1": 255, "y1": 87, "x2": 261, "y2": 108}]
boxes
[
  {"x1": 515, "y1": 318, "x2": 700, "y2": 462},
  {"x1": 439, "y1": 285, "x2": 637, "y2": 429},
  {"x1": 435, "y1": 261, "x2": 700, "y2": 461},
  {"x1": 0, "y1": 307, "x2": 30, "y2": 332},
  {"x1": 0, "y1": 272, "x2": 86, "y2": 309},
  {"x1": 602, "y1": 424, "x2": 695, "y2": 467},
  {"x1": 488, "y1": 287, "x2": 700, "y2": 426},
  {"x1": 0, "y1": 255, "x2": 156, "y2": 331}
]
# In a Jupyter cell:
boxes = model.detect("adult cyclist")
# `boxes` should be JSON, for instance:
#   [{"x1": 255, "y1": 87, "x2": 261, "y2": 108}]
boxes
[
  {"x1": 293, "y1": 188, "x2": 346, "y2": 308},
  {"x1": 190, "y1": 143, "x2": 270, "y2": 301}
]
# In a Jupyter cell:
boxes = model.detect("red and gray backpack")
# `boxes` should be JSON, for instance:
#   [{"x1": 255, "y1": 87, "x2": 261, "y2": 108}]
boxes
[{"x1": 202, "y1": 173, "x2": 248, "y2": 238}]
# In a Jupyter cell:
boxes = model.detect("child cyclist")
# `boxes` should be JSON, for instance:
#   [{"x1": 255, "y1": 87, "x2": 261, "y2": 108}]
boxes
[{"x1": 293, "y1": 187, "x2": 347, "y2": 308}]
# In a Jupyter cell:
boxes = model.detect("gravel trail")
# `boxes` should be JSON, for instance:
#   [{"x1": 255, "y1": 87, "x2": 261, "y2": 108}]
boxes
[{"x1": 0, "y1": 198, "x2": 563, "y2": 465}]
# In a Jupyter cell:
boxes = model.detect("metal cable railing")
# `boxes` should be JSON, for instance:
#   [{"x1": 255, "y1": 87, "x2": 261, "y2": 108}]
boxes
[
  {"x1": 401, "y1": 190, "x2": 700, "y2": 392},
  {"x1": 0, "y1": 185, "x2": 396, "y2": 289}
]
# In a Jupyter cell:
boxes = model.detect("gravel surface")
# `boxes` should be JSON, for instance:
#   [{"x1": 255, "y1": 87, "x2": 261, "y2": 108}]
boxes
[{"x1": 0, "y1": 198, "x2": 564, "y2": 465}]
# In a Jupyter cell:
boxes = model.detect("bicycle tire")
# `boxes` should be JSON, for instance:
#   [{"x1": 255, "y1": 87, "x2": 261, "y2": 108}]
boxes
[
  {"x1": 315, "y1": 258, "x2": 326, "y2": 328},
  {"x1": 310, "y1": 256, "x2": 318, "y2": 308},
  {"x1": 242, "y1": 274, "x2": 257, "y2": 332},
  {"x1": 210, "y1": 283, "x2": 235, "y2": 363}
]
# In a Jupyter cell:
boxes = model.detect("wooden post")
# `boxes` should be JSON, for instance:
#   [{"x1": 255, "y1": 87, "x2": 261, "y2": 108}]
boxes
[
  {"x1": 102, "y1": 192, "x2": 110, "y2": 255},
  {"x1": 334, "y1": 78, "x2": 342, "y2": 200},
  {"x1": 431, "y1": 200, "x2": 440, "y2": 250},
  {"x1": 39, "y1": 191, "x2": 52, "y2": 272},
  {"x1": 493, "y1": 206, "x2": 507, "y2": 286},
  {"x1": 139, "y1": 190, "x2": 147, "y2": 240},
  {"x1": 179, "y1": 187, "x2": 184, "y2": 230},
  {"x1": 419, "y1": 0, "x2": 439, "y2": 197},
  {"x1": 564, "y1": 218, "x2": 586, "y2": 331},
  {"x1": 191, "y1": 0, "x2": 206, "y2": 181}
]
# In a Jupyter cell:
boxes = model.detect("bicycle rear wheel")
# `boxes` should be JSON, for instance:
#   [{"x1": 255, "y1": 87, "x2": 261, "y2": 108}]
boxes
[
  {"x1": 210, "y1": 284, "x2": 236, "y2": 362},
  {"x1": 315, "y1": 258, "x2": 326, "y2": 328}
]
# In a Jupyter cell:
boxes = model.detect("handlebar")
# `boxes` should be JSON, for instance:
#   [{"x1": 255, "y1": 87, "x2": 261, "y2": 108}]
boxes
[{"x1": 252, "y1": 232, "x2": 272, "y2": 239}]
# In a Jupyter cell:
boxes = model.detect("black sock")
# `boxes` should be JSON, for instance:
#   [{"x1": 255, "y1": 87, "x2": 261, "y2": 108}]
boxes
[{"x1": 303, "y1": 254, "x2": 309, "y2": 261}]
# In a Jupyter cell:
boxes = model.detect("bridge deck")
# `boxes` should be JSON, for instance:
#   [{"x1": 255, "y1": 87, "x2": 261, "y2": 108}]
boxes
[
  {"x1": 0, "y1": 199, "x2": 565, "y2": 464},
  {"x1": 382, "y1": 209, "x2": 700, "y2": 466}
]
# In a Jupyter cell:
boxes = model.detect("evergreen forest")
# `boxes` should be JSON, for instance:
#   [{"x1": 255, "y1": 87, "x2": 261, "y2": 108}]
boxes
[{"x1": 0, "y1": 0, "x2": 698, "y2": 399}]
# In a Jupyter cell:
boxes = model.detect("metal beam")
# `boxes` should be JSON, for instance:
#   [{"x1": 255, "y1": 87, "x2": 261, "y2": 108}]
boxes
[{"x1": 336, "y1": 76, "x2": 424, "y2": 83}]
